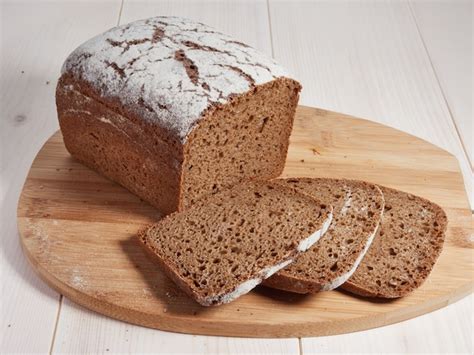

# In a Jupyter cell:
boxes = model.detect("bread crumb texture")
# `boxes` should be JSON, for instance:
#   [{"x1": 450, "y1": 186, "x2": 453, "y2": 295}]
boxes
[
  {"x1": 264, "y1": 178, "x2": 384, "y2": 293},
  {"x1": 343, "y1": 186, "x2": 447, "y2": 298},
  {"x1": 139, "y1": 181, "x2": 332, "y2": 306}
]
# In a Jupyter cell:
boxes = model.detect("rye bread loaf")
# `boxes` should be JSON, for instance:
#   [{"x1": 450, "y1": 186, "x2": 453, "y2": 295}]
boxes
[
  {"x1": 263, "y1": 178, "x2": 384, "y2": 293},
  {"x1": 342, "y1": 186, "x2": 447, "y2": 298},
  {"x1": 56, "y1": 16, "x2": 301, "y2": 215},
  {"x1": 138, "y1": 181, "x2": 333, "y2": 306}
]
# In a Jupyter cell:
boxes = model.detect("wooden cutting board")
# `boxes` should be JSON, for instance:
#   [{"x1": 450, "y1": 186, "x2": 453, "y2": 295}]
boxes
[{"x1": 17, "y1": 106, "x2": 473, "y2": 338}]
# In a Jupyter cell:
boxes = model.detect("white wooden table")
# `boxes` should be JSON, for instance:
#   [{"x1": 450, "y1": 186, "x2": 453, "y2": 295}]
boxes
[{"x1": 1, "y1": 1, "x2": 472, "y2": 354}]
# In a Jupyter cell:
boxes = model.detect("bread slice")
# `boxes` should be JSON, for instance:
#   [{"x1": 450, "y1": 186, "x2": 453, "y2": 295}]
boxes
[
  {"x1": 138, "y1": 181, "x2": 333, "y2": 306},
  {"x1": 263, "y1": 178, "x2": 384, "y2": 293},
  {"x1": 342, "y1": 186, "x2": 447, "y2": 298}
]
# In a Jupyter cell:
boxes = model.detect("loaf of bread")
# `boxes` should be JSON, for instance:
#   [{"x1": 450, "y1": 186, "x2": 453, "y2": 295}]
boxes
[
  {"x1": 342, "y1": 186, "x2": 447, "y2": 298},
  {"x1": 56, "y1": 16, "x2": 301, "y2": 214},
  {"x1": 263, "y1": 178, "x2": 384, "y2": 293},
  {"x1": 138, "y1": 181, "x2": 333, "y2": 306}
]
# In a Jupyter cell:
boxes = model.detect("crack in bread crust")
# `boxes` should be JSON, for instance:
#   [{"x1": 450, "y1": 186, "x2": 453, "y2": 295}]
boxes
[{"x1": 61, "y1": 16, "x2": 291, "y2": 143}]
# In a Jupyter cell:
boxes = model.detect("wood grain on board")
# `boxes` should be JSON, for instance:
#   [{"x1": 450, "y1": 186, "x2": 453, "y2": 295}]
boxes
[{"x1": 18, "y1": 106, "x2": 473, "y2": 338}]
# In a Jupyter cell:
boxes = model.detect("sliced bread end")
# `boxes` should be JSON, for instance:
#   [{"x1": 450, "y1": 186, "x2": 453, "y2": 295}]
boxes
[{"x1": 342, "y1": 186, "x2": 448, "y2": 298}]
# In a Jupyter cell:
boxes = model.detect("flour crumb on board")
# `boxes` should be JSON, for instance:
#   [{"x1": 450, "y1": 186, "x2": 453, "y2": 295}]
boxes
[
  {"x1": 71, "y1": 275, "x2": 85, "y2": 289},
  {"x1": 70, "y1": 268, "x2": 87, "y2": 290},
  {"x1": 340, "y1": 189, "x2": 353, "y2": 216},
  {"x1": 142, "y1": 288, "x2": 152, "y2": 297},
  {"x1": 28, "y1": 221, "x2": 49, "y2": 242}
]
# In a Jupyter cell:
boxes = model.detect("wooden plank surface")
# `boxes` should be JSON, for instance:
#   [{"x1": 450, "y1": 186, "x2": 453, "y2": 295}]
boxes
[
  {"x1": 410, "y1": 0, "x2": 473, "y2": 163},
  {"x1": 0, "y1": 1, "x2": 120, "y2": 353},
  {"x1": 302, "y1": 293, "x2": 473, "y2": 354},
  {"x1": 17, "y1": 108, "x2": 473, "y2": 338},
  {"x1": 121, "y1": 0, "x2": 273, "y2": 56},
  {"x1": 268, "y1": 0, "x2": 472, "y2": 207},
  {"x1": 52, "y1": 298, "x2": 298, "y2": 354}
]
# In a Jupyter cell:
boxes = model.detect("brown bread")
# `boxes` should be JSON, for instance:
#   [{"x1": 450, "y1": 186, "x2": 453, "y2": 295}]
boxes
[
  {"x1": 56, "y1": 16, "x2": 301, "y2": 215},
  {"x1": 342, "y1": 186, "x2": 447, "y2": 298},
  {"x1": 138, "y1": 181, "x2": 333, "y2": 306},
  {"x1": 263, "y1": 178, "x2": 384, "y2": 293}
]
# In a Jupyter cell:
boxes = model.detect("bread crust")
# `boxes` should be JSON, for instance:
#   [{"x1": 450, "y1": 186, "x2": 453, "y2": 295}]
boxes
[
  {"x1": 57, "y1": 76, "x2": 300, "y2": 214},
  {"x1": 56, "y1": 77, "x2": 182, "y2": 214}
]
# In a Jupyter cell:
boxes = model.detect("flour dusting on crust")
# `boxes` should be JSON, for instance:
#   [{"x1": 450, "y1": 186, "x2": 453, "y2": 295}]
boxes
[{"x1": 62, "y1": 16, "x2": 290, "y2": 142}]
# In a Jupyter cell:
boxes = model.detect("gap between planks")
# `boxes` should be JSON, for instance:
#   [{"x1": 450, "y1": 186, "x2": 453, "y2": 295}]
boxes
[
  {"x1": 117, "y1": 0, "x2": 125, "y2": 26},
  {"x1": 266, "y1": 0, "x2": 275, "y2": 58},
  {"x1": 298, "y1": 338, "x2": 303, "y2": 355},
  {"x1": 48, "y1": 295, "x2": 63, "y2": 355},
  {"x1": 407, "y1": 0, "x2": 473, "y2": 172}
]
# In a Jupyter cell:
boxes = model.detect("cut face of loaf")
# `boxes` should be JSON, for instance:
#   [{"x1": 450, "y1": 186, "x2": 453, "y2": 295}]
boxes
[
  {"x1": 138, "y1": 181, "x2": 333, "y2": 306},
  {"x1": 180, "y1": 78, "x2": 300, "y2": 209},
  {"x1": 342, "y1": 186, "x2": 447, "y2": 298},
  {"x1": 56, "y1": 16, "x2": 301, "y2": 214},
  {"x1": 263, "y1": 178, "x2": 384, "y2": 293}
]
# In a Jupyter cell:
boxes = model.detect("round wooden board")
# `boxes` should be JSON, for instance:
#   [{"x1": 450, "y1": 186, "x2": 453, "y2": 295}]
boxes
[{"x1": 18, "y1": 106, "x2": 473, "y2": 338}]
